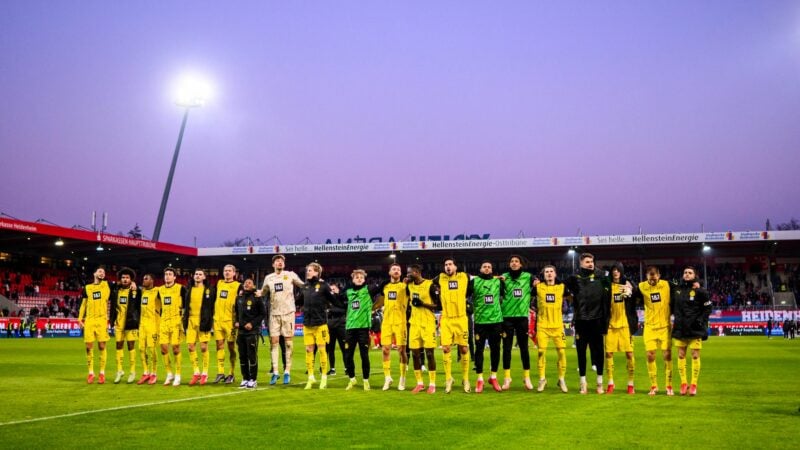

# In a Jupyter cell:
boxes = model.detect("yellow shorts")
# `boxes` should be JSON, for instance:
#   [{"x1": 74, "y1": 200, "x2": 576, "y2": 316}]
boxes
[
  {"x1": 159, "y1": 323, "x2": 184, "y2": 346},
  {"x1": 214, "y1": 323, "x2": 236, "y2": 343},
  {"x1": 605, "y1": 327, "x2": 633, "y2": 353},
  {"x1": 83, "y1": 319, "x2": 109, "y2": 344},
  {"x1": 114, "y1": 326, "x2": 138, "y2": 342},
  {"x1": 409, "y1": 322, "x2": 437, "y2": 349},
  {"x1": 269, "y1": 313, "x2": 295, "y2": 338},
  {"x1": 537, "y1": 327, "x2": 566, "y2": 350},
  {"x1": 139, "y1": 323, "x2": 159, "y2": 347},
  {"x1": 303, "y1": 324, "x2": 329, "y2": 346},
  {"x1": 440, "y1": 317, "x2": 469, "y2": 347},
  {"x1": 186, "y1": 318, "x2": 211, "y2": 344},
  {"x1": 644, "y1": 326, "x2": 672, "y2": 352},
  {"x1": 381, "y1": 321, "x2": 407, "y2": 347},
  {"x1": 675, "y1": 338, "x2": 702, "y2": 350}
]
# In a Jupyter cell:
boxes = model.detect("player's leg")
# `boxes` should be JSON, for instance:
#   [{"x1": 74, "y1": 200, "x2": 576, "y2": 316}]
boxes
[
  {"x1": 237, "y1": 333, "x2": 249, "y2": 386},
  {"x1": 555, "y1": 329, "x2": 568, "y2": 393},
  {"x1": 536, "y1": 330, "x2": 549, "y2": 391},
  {"x1": 474, "y1": 324, "x2": 487, "y2": 391},
  {"x1": 318, "y1": 326, "x2": 330, "y2": 389},
  {"x1": 514, "y1": 317, "x2": 532, "y2": 389},
  {"x1": 663, "y1": 336, "x2": 673, "y2": 395},
  {"x1": 644, "y1": 328, "x2": 658, "y2": 395},
  {"x1": 690, "y1": 346, "x2": 701, "y2": 395},
  {"x1": 126, "y1": 335, "x2": 137, "y2": 383},
  {"x1": 115, "y1": 328, "x2": 125, "y2": 383},
  {"x1": 588, "y1": 321, "x2": 604, "y2": 394},
  {"x1": 488, "y1": 325, "x2": 502, "y2": 391},
  {"x1": 501, "y1": 320, "x2": 514, "y2": 389},
  {"x1": 575, "y1": 320, "x2": 589, "y2": 394},
  {"x1": 441, "y1": 321, "x2": 454, "y2": 393},
  {"x1": 381, "y1": 329, "x2": 393, "y2": 389},
  {"x1": 303, "y1": 325, "x2": 317, "y2": 389},
  {"x1": 214, "y1": 335, "x2": 226, "y2": 383},
  {"x1": 358, "y1": 329, "x2": 371, "y2": 390},
  {"x1": 281, "y1": 313, "x2": 294, "y2": 377},
  {"x1": 344, "y1": 329, "x2": 357, "y2": 389}
]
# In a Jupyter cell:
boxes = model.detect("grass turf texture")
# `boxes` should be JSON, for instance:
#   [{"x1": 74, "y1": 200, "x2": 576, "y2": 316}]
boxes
[{"x1": 1, "y1": 336, "x2": 798, "y2": 448}]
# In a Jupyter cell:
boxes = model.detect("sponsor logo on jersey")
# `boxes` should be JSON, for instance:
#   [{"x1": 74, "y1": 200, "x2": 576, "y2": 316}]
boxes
[
  {"x1": 613, "y1": 293, "x2": 622, "y2": 303},
  {"x1": 92, "y1": 291, "x2": 102, "y2": 300},
  {"x1": 388, "y1": 291, "x2": 397, "y2": 300},
  {"x1": 448, "y1": 281, "x2": 458, "y2": 290},
  {"x1": 545, "y1": 293, "x2": 556, "y2": 303},
  {"x1": 650, "y1": 293, "x2": 661, "y2": 303},
  {"x1": 484, "y1": 295, "x2": 494, "y2": 305},
  {"x1": 513, "y1": 288, "x2": 522, "y2": 298},
  {"x1": 274, "y1": 282, "x2": 284, "y2": 292}
]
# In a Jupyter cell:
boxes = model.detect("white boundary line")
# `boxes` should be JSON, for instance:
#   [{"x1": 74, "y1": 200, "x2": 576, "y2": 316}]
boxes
[{"x1": 0, "y1": 375, "x2": 346, "y2": 427}]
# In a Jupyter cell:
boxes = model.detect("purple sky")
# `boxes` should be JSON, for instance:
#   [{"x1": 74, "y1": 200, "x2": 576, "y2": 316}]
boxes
[{"x1": 2, "y1": 1, "x2": 799, "y2": 247}]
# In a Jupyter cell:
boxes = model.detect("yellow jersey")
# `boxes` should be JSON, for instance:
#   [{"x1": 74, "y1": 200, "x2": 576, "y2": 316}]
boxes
[
  {"x1": 215, "y1": 280, "x2": 240, "y2": 324},
  {"x1": 189, "y1": 286, "x2": 204, "y2": 320},
  {"x1": 159, "y1": 283, "x2": 184, "y2": 325},
  {"x1": 407, "y1": 279, "x2": 435, "y2": 327},
  {"x1": 639, "y1": 280, "x2": 671, "y2": 329},
  {"x1": 535, "y1": 283, "x2": 566, "y2": 329},
  {"x1": 139, "y1": 287, "x2": 161, "y2": 325},
  {"x1": 608, "y1": 283, "x2": 628, "y2": 329},
  {"x1": 79, "y1": 281, "x2": 111, "y2": 322},
  {"x1": 113, "y1": 287, "x2": 133, "y2": 329},
  {"x1": 382, "y1": 281, "x2": 408, "y2": 326},
  {"x1": 438, "y1": 272, "x2": 468, "y2": 319}
]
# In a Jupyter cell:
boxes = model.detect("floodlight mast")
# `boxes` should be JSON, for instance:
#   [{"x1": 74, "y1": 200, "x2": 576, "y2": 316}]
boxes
[{"x1": 152, "y1": 91, "x2": 204, "y2": 242}]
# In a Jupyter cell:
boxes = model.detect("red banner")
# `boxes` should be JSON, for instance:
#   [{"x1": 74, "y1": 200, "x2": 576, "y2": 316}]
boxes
[{"x1": 0, "y1": 218, "x2": 196, "y2": 256}]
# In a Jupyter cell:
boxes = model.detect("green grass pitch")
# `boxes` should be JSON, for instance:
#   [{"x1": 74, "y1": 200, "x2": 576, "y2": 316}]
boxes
[{"x1": 1, "y1": 336, "x2": 799, "y2": 448}]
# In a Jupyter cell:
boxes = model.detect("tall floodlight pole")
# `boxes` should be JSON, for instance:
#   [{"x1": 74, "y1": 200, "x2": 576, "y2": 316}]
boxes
[{"x1": 152, "y1": 77, "x2": 208, "y2": 242}]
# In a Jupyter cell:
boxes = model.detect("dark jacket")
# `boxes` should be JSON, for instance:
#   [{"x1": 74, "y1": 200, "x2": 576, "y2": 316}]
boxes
[
  {"x1": 671, "y1": 280, "x2": 712, "y2": 340},
  {"x1": 297, "y1": 277, "x2": 343, "y2": 327},
  {"x1": 109, "y1": 286, "x2": 141, "y2": 331},
  {"x1": 182, "y1": 283, "x2": 216, "y2": 332},
  {"x1": 565, "y1": 268, "x2": 612, "y2": 326},
  {"x1": 235, "y1": 289, "x2": 266, "y2": 335}
]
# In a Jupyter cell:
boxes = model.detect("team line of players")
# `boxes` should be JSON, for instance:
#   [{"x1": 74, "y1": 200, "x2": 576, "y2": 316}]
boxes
[{"x1": 78, "y1": 253, "x2": 712, "y2": 396}]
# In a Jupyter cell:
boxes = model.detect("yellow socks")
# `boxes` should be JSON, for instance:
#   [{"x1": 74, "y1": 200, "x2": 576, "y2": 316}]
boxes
[
  {"x1": 537, "y1": 350, "x2": 547, "y2": 379},
  {"x1": 678, "y1": 358, "x2": 688, "y2": 384},
  {"x1": 626, "y1": 356, "x2": 635, "y2": 384},
  {"x1": 190, "y1": 350, "x2": 199, "y2": 374},
  {"x1": 87, "y1": 347, "x2": 94, "y2": 374},
  {"x1": 606, "y1": 355, "x2": 614, "y2": 383},
  {"x1": 665, "y1": 360, "x2": 673, "y2": 387},
  {"x1": 460, "y1": 352, "x2": 470, "y2": 382},
  {"x1": 202, "y1": 350, "x2": 209, "y2": 374},
  {"x1": 691, "y1": 357, "x2": 701, "y2": 385},
  {"x1": 383, "y1": 360, "x2": 391, "y2": 378},
  {"x1": 305, "y1": 351, "x2": 315, "y2": 378},
  {"x1": 99, "y1": 347, "x2": 107, "y2": 373},
  {"x1": 217, "y1": 348, "x2": 226, "y2": 374},
  {"x1": 557, "y1": 349, "x2": 567, "y2": 379},
  {"x1": 647, "y1": 359, "x2": 657, "y2": 387},
  {"x1": 116, "y1": 349, "x2": 124, "y2": 373},
  {"x1": 443, "y1": 351, "x2": 452, "y2": 380}
]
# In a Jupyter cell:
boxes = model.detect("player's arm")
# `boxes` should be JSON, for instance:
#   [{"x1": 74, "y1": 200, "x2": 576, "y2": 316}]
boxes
[
  {"x1": 290, "y1": 271, "x2": 304, "y2": 289},
  {"x1": 465, "y1": 275, "x2": 474, "y2": 298},
  {"x1": 109, "y1": 289, "x2": 119, "y2": 325},
  {"x1": 77, "y1": 286, "x2": 88, "y2": 325}
]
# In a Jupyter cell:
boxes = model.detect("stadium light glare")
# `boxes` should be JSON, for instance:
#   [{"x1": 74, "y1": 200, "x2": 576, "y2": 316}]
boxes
[
  {"x1": 703, "y1": 245, "x2": 711, "y2": 252},
  {"x1": 55, "y1": 239, "x2": 64, "y2": 247},
  {"x1": 96, "y1": 245, "x2": 104, "y2": 251},
  {"x1": 389, "y1": 253, "x2": 396, "y2": 259},
  {"x1": 567, "y1": 248, "x2": 576, "y2": 255},
  {"x1": 174, "y1": 74, "x2": 211, "y2": 107}
]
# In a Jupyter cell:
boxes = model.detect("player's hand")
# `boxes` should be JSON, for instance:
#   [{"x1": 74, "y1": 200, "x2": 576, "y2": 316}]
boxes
[
  {"x1": 533, "y1": 277, "x2": 540, "y2": 286},
  {"x1": 130, "y1": 282, "x2": 137, "y2": 291},
  {"x1": 497, "y1": 275, "x2": 506, "y2": 281},
  {"x1": 411, "y1": 298, "x2": 422, "y2": 307},
  {"x1": 692, "y1": 282, "x2": 700, "y2": 289},
  {"x1": 245, "y1": 323, "x2": 252, "y2": 330},
  {"x1": 256, "y1": 289, "x2": 263, "y2": 297},
  {"x1": 78, "y1": 320, "x2": 84, "y2": 328},
  {"x1": 234, "y1": 322, "x2": 239, "y2": 328}
]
